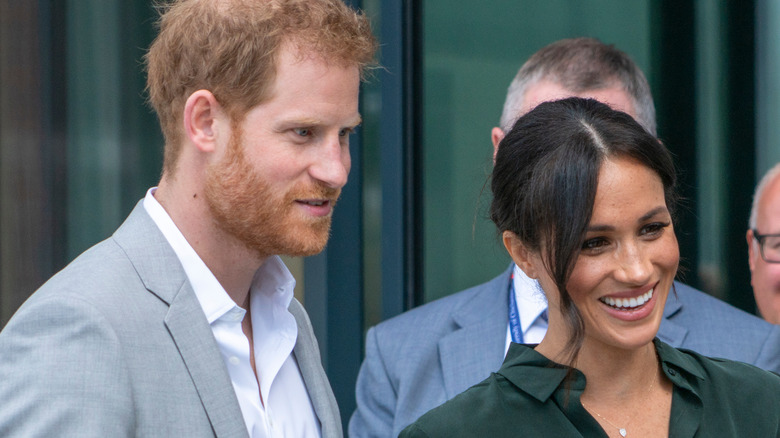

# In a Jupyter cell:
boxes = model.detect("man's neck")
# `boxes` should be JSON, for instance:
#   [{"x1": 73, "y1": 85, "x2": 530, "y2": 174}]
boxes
[{"x1": 155, "y1": 175, "x2": 266, "y2": 307}]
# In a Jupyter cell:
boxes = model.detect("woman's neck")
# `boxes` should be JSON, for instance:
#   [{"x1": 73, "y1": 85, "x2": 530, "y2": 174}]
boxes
[
  {"x1": 534, "y1": 327, "x2": 660, "y2": 401},
  {"x1": 577, "y1": 341, "x2": 658, "y2": 402},
  {"x1": 535, "y1": 332, "x2": 672, "y2": 438}
]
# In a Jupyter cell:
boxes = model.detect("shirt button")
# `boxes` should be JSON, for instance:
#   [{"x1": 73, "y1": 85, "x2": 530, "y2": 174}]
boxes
[
  {"x1": 229, "y1": 356, "x2": 240, "y2": 365},
  {"x1": 667, "y1": 368, "x2": 677, "y2": 376}
]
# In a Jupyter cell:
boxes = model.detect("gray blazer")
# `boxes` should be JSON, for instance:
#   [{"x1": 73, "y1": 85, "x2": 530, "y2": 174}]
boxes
[
  {"x1": 0, "y1": 202, "x2": 341, "y2": 437},
  {"x1": 349, "y1": 265, "x2": 780, "y2": 438}
]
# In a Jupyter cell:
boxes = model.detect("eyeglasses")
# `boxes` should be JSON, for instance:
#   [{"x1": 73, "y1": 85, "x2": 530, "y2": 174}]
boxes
[{"x1": 752, "y1": 229, "x2": 780, "y2": 263}]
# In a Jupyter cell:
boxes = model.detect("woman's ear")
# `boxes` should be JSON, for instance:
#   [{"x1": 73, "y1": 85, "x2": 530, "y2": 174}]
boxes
[{"x1": 502, "y1": 231, "x2": 538, "y2": 279}]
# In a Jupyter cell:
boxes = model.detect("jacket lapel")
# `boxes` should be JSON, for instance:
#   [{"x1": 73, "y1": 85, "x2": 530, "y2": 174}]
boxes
[
  {"x1": 439, "y1": 266, "x2": 513, "y2": 398},
  {"x1": 288, "y1": 299, "x2": 342, "y2": 438},
  {"x1": 114, "y1": 202, "x2": 248, "y2": 438},
  {"x1": 165, "y1": 288, "x2": 248, "y2": 438},
  {"x1": 657, "y1": 281, "x2": 688, "y2": 348}
]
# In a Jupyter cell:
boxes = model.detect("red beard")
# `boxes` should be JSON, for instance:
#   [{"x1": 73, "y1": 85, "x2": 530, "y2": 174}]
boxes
[{"x1": 204, "y1": 129, "x2": 340, "y2": 259}]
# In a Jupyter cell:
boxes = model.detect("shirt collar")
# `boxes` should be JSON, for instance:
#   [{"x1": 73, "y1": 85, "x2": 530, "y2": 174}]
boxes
[
  {"x1": 498, "y1": 339, "x2": 708, "y2": 404},
  {"x1": 512, "y1": 264, "x2": 549, "y2": 332},
  {"x1": 653, "y1": 338, "x2": 706, "y2": 398},
  {"x1": 249, "y1": 254, "x2": 296, "y2": 313},
  {"x1": 499, "y1": 343, "x2": 580, "y2": 403}
]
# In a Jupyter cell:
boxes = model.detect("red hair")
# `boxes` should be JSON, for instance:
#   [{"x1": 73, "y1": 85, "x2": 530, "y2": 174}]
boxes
[{"x1": 145, "y1": 0, "x2": 377, "y2": 173}]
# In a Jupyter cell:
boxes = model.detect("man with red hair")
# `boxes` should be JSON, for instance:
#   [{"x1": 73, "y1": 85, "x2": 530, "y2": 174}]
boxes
[{"x1": 0, "y1": 1, "x2": 376, "y2": 437}]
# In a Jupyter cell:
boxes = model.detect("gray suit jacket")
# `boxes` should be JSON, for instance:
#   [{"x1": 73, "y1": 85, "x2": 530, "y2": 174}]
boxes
[
  {"x1": 0, "y1": 202, "x2": 341, "y2": 437},
  {"x1": 349, "y1": 265, "x2": 780, "y2": 438}
]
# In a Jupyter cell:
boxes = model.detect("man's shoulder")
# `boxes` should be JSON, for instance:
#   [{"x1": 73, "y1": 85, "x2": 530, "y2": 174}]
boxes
[
  {"x1": 668, "y1": 281, "x2": 780, "y2": 371},
  {"x1": 36, "y1": 238, "x2": 130, "y2": 295},
  {"x1": 373, "y1": 268, "x2": 510, "y2": 337},
  {"x1": 7, "y1": 241, "x2": 155, "y2": 335},
  {"x1": 672, "y1": 281, "x2": 769, "y2": 330},
  {"x1": 19, "y1": 203, "x2": 170, "y2": 313}
]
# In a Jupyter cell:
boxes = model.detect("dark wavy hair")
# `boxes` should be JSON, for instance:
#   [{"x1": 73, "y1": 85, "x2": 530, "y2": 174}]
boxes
[{"x1": 490, "y1": 97, "x2": 677, "y2": 366}]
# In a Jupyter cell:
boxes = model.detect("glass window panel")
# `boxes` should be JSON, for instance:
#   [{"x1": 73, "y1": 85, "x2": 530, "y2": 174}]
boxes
[{"x1": 422, "y1": 0, "x2": 651, "y2": 302}]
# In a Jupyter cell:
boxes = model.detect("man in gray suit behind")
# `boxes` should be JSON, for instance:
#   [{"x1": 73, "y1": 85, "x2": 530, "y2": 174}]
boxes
[
  {"x1": 350, "y1": 38, "x2": 780, "y2": 438},
  {"x1": 0, "y1": 1, "x2": 375, "y2": 437}
]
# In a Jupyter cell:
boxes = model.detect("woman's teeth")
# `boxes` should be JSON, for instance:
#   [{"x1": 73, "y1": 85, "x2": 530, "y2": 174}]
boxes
[{"x1": 600, "y1": 288, "x2": 653, "y2": 309}]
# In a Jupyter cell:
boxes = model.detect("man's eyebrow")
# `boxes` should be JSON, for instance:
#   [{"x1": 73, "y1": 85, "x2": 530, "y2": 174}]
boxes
[
  {"x1": 349, "y1": 114, "x2": 363, "y2": 127},
  {"x1": 279, "y1": 118, "x2": 321, "y2": 127},
  {"x1": 277, "y1": 115, "x2": 363, "y2": 129}
]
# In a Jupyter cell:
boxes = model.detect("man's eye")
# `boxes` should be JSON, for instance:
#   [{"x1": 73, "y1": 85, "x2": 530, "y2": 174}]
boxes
[
  {"x1": 339, "y1": 127, "x2": 354, "y2": 137},
  {"x1": 294, "y1": 128, "x2": 310, "y2": 137}
]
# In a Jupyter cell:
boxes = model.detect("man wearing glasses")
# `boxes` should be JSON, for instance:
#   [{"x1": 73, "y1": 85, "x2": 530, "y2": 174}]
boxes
[{"x1": 748, "y1": 162, "x2": 780, "y2": 324}]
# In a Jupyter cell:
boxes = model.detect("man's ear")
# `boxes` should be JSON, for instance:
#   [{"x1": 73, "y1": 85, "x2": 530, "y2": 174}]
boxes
[
  {"x1": 491, "y1": 127, "x2": 505, "y2": 164},
  {"x1": 183, "y1": 89, "x2": 222, "y2": 153},
  {"x1": 502, "y1": 230, "x2": 538, "y2": 279},
  {"x1": 747, "y1": 229, "x2": 758, "y2": 272}
]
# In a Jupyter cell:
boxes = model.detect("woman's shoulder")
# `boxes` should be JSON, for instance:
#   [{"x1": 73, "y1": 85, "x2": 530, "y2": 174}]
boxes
[
  {"x1": 400, "y1": 345, "x2": 578, "y2": 437},
  {"x1": 655, "y1": 339, "x2": 780, "y2": 435},
  {"x1": 398, "y1": 372, "x2": 527, "y2": 437}
]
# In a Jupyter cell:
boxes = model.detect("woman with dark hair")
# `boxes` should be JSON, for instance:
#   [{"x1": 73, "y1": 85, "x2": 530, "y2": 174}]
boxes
[{"x1": 400, "y1": 97, "x2": 780, "y2": 437}]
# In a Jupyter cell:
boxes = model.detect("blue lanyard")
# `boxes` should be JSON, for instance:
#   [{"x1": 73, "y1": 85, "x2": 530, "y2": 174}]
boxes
[{"x1": 508, "y1": 274, "x2": 523, "y2": 344}]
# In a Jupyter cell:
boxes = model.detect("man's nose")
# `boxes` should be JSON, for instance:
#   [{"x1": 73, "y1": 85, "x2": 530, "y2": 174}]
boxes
[{"x1": 309, "y1": 136, "x2": 350, "y2": 189}]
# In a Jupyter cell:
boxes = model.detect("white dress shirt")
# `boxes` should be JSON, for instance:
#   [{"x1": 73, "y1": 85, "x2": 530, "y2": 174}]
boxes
[
  {"x1": 144, "y1": 188, "x2": 320, "y2": 437},
  {"x1": 504, "y1": 264, "x2": 549, "y2": 356}
]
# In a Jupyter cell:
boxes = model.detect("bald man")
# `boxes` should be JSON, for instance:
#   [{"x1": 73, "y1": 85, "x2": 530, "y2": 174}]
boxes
[{"x1": 747, "y1": 162, "x2": 780, "y2": 324}]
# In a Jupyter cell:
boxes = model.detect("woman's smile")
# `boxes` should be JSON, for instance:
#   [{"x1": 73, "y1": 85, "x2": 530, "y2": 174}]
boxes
[
  {"x1": 598, "y1": 283, "x2": 659, "y2": 322},
  {"x1": 599, "y1": 287, "x2": 654, "y2": 310}
]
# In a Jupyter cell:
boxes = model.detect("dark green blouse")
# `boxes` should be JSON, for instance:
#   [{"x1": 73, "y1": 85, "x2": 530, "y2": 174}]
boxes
[{"x1": 399, "y1": 339, "x2": 780, "y2": 437}]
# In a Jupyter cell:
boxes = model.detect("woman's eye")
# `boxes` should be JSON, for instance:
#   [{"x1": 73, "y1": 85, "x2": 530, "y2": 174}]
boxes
[
  {"x1": 641, "y1": 222, "x2": 670, "y2": 237},
  {"x1": 582, "y1": 237, "x2": 608, "y2": 251}
]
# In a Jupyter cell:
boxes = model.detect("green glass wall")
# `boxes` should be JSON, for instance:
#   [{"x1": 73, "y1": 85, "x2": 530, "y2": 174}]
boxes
[{"x1": 422, "y1": 0, "x2": 652, "y2": 302}]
